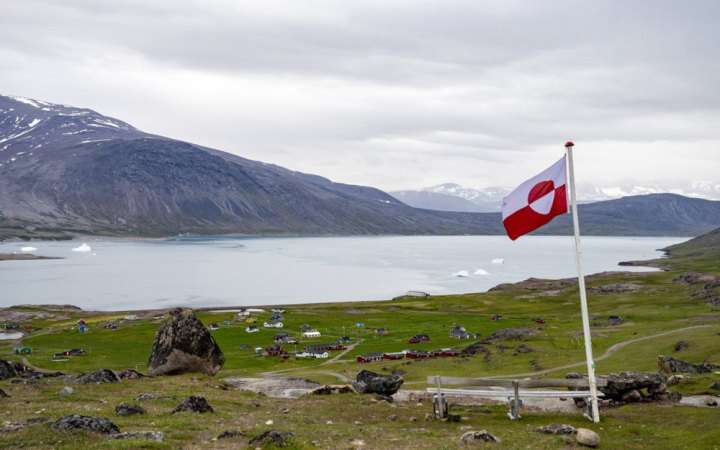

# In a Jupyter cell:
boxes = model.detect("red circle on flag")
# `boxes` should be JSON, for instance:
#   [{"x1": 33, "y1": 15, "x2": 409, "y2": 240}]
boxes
[{"x1": 528, "y1": 180, "x2": 555, "y2": 204}]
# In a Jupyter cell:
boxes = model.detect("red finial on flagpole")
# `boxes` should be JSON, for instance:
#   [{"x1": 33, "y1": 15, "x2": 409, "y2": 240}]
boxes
[{"x1": 564, "y1": 141, "x2": 574, "y2": 148}]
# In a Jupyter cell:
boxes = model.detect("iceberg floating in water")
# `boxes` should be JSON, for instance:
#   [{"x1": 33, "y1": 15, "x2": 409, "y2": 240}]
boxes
[
  {"x1": 72, "y1": 243, "x2": 92, "y2": 253},
  {"x1": 474, "y1": 268, "x2": 489, "y2": 275},
  {"x1": 452, "y1": 270, "x2": 470, "y2": 278},
  {"x1": 491, "y1": 258, "x2": 505, "y2": 264},
  {"x1": 20, "y1": 246, "x2": 38, "y2": 253}
]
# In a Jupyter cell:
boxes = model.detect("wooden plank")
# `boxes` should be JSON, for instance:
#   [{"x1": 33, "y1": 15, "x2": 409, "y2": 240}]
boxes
[
  {"x1": 427, "y1": 376, "x2": 607, "y2": 388},
  {"x1": 425, "y1": 388, "x2": 605, "y2": 398}
]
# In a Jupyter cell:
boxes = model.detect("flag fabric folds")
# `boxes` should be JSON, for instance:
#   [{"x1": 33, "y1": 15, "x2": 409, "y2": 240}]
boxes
[{"x1": 501, "y1": 156, "x2": 568, "y2": 240}]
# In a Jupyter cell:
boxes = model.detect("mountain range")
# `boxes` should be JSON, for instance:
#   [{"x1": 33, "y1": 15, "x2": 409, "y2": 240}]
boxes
[
  {"x1": 1, "y1": 94, "x2": 719, "y2": 239},
  {"x1": 391, "y1": 182, "x2": 720, "y2": 213}
]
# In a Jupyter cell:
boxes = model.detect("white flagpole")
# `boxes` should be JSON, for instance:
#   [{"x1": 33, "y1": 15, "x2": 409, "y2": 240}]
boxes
[{"x1": 564, "y1": 141, "x2": 600, "y2": 422}]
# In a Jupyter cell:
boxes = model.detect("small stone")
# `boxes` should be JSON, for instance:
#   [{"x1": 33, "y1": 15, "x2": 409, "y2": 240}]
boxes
[
  {"x1": 354, "y1": 420, "x2": 362, "y2": 425},
  {"x1": 460, "y1": 430, "x2": 500, "y2": 444},
  {"x1": 58, "y1": 386, "x2": 74, "y2": 397},
  {"x1": 705, "y1": 397, "x2": 718, "y2": 407},
  {"x1": 446, "y1": 413, "x2": 462, "y2": 422},
  {"x1": 424, "y1": 413, "x2": 433, "y2": 421},
  {"x1": 326, "y1": 420, "x2": 333, "y2": 425},
  {"x1": 409, "y1": 416, "x2": 417, "y2": 422},
  {"x1": 114, "y1": 403, "x2": 146, "y2": 416},
  {"x1": 350, "y1": 438, "x2": 366, "y2": 447},
  {"x1": 172, "y1": 396, "x2": 213, "y2": 414},
  {"x1": 216, "y1": 430, "x2": 245, "y2": 440},
  {"x1": 135, "y1": 393, "x2": 158, "y2": 401},
  {"x1": 117, "y1": 369, "x2": 145, "y2": 380},
  {"x1": 265, "y1": 419, "x2": 274, "y2": 425},
  {"x1": 674, "y1": 340, "x2": 690, "y2": 352},
  {"x1": 281, "y1": 408, "x2": 290, "y2": 414},
  {"x1": 535, "y1": 424, "x2": 577, "y2": 435},
  {"x1": 575, "y1": 428, "x2": 600, "y2": 447},
  {"x1": 0, "y1": 389, "x2": 8, "y2": 398},
  {"x1": 387, "y1": 414, "x2": 397, "y2": 421},
  {"x1": 110, "y1": 431, "x2": 164, "y2": 442},
  {"x1": 667, "y1": 375, "x2": 685, "y2": 385}
]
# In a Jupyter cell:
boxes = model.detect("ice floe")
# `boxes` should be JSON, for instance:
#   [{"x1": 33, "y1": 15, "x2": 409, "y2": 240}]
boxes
[
  {"x1": 474, "y1": 268, "x2": 489, "y2": 275},
  {"x1": 20, "y1": 246, "x2": 38, "y2": 253},
  {"x1": 491, "y1": 258, "x2": 505, "y2": 264},
  {"x1": 452, "y1": 270, "x2": 470, "y2": 278},
  {"x1": 72, "y1": 243, "x2": 92, "y2": 253}
]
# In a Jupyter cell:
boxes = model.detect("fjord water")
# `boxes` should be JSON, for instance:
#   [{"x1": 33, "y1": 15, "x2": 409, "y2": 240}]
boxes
[{"x1": 0, "y1": 236, "x2": 684, "y2": 311}]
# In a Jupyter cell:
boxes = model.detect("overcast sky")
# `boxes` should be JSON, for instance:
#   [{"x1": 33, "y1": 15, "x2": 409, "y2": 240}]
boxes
[{"x1": 2, "y1": 0, "x2": 719, "y2": 192}]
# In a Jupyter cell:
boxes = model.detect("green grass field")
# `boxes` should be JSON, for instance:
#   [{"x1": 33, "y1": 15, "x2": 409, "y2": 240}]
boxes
[{"x1": 2, "y1": 231, "x2": 720, "y2": 449}]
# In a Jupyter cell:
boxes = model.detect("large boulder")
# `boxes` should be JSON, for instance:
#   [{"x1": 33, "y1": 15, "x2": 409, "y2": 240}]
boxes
[
  {"x1": 0, "y1": 360, "x2": 20, "y2": 380},
  {"x1": 51, "y1": 415, "x2": 120, "y2": 434},
  {"x1": 600, "y1": 372, "x2": 670, "y2": 402},
  {"x1": 576, "y1": 428, "x2": 600, "y2": 447},
  {"x1": 249, "y1": 430, "x2": 294, "y2": 447},
  {"x1": 352, "y1": 370, "x2": 403, "y2": 397},
  {"x1": 172, "y1": 396, "x2": 214, "y2": 414},
  {"x1": 658, "y1": 355, "x2": 720, "y2": 374},
  {"x1": 148, "y1": 309, "x2": 224, "y2": 376}
]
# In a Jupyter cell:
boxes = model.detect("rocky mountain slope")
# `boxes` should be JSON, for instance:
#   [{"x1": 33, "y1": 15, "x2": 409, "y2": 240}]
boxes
[{"x1": 1, "y1": 94, "x2": 718, "y2": 239}]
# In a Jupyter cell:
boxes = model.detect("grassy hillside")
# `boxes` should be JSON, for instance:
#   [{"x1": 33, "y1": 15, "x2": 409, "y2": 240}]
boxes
[{"x1": 1, "y1": 231, "x2": 720, "y2": 449}]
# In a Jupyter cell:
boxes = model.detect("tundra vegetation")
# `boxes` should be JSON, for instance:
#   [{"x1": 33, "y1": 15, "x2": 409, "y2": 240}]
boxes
[{"x1": 1, "y1": 230, "x2": 719, "y2": 449}]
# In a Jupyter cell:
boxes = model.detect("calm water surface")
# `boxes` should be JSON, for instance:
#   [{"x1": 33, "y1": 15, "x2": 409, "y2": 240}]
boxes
[{"x1": 0, "y1": 235, "x2": 685, "y2": 311}]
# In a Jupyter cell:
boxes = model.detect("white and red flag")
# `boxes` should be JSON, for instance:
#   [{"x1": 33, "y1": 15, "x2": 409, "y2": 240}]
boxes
[{"x1": 501, "y1": 156, "x2": 568, "y2": 240}]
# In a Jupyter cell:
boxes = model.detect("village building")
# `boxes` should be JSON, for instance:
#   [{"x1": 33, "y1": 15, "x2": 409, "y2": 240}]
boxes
[
  {"x1": 263, "y1": 321, "x2": 284, "y2": 329},
  {"x1": 302, "y1": 330, "x2": 321, "y2": 338},
  {"x1": 356, "y1": 352, "x2": 384, "y2": 363},
  {"x1": 383, "y1": 351, "x2": 405, "y2": 360},
  {"x1": 245, "y1": 325, "x2": 259, "y2": 333},
  {"x1": 408, "y1": 333, "x2": 431, "y2": 344},
  {"x1": 374, "y1": 328, "x2": 389, "y2": 336},
  {"x1": 449, "y1": 325, "x2": 474, "y2": 340},
  {"x1": 274, "y1": 333, "x2": 297, "y2": 344},
  {"x1": 337, "y1": 336, "x2": 352, "y2": 344}
]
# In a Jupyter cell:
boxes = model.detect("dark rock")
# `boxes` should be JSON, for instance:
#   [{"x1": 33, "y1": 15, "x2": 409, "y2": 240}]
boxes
[
  {"x1": 0, "y1": 360, "x2": 20, "y2": 380},
  {"x1": 76, "y1": 369, "x2": 119, "y2": 384},
  {"x1": 601, "y1": 372, "x2": 668, "y2": 402},
  {"x1": 117, "y1": 369, "x2": 145, "y2": 379},
  {"x1": 705, "y1": 397, "x2": 718, "y2": 407},
  {"x1": 148, "y1": 309, "x2": 224, "y2": 376},
  {"x1": 607, "y1": 315, "x2": 624, "y2": 326},
  {"x1": 460, "y1": 430, "x2": 500, "y2": 444},
  {"x1": 311, "y1": 384, "x2": 354, "y2": 395},
  {"x1": 352, "y1": 370, "x2": 404, "y2": 397},
  {"x1": 374, "y1": 394, "x2": 394, "y2": 403},
  {"x1": 535, "y1": 424, "x2": 577, "y2": 435},
  {"x1": 658, "y1": 355, "x2": 720, "y2": 374},
  {"x1": 674, "y1": 340, "x2": 690, "y2": 352},
  {"x1": 172, "y1": 396, "x2": 214, "y2": 414},
  {"x1": 51, "y1": 415, "x2": 120, "y2": 434},
  {"x1": 249, "y1": 430, "x2": 294, "y2": 447},
  {"x1": 110, "y1": 431, "x2": 164, "y2": 442},
  {"x1": 114, "y1": 403, "x2": 146, "y2": 416},
  {"x1": 135, "y1": 392, "x2": 159, "y2": 401},
  {"x1": 514, "y1": 343, "x2": 534, "y2": 354},
  {"x1": 217, "y1": 430, "x2": 246, "y2": 440},
  {"x1": 0, "y1": 388, "x2": 8, "y2": 398},
  {"x1": 0, "y1": 421, "x2": 25, "y2": 433}
]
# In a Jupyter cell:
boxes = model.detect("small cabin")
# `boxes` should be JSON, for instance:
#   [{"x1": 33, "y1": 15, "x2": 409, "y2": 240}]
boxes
[{"x1": 408, "y1": 334, "x2": 431, "y2": 344}]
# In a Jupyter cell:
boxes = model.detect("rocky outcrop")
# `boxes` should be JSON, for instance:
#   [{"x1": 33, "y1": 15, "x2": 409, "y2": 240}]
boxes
[
  {"x1": 461, "y1": 342, "x2": 491, "y2": 356},
  {"x1": 0, "y1": 359, "x2": 63, "y2": 381},
  {"x1": 0, "y1": 360, "x2": 20, "y2": 380},
  {"x1": 0, "y1": 388, "x2": 8, "y2": 398},
  {"x1": 148, "y1": 309, "x2": 225, "y2": 376},
  {"x1": 249, "y1": 430, "x2": 294, "y2": 447},
  {"x1": 51, "y1": 415, "x2": 120, "y2": 434},
  {"x1": 217, "y1": 430, "x2": 246, "y2": 440},
  {"x1": 172, "y1": 396, "x2": 214, "y2": 414},
  {"x1": 589, "y1": 283, "x2": 642, "y2": 294},
  {"x1": 76, "y1": 369, "x2": 119, "y2": 384},
  {"x1": 481, "y1": 328, "x2": 537, "y2": 343},
  {"x1": 311, "y1": 384, "x2": 354, "y2": 395},
  {"x1": 352, "y1": 370, "x2": 404, "y2": 397},
  {"x1": 673, "y1": 272, "x2": 720, "y2": 285},
  {"x1": 601, "y1": 372, "x2": 670, "y2": 402},
  {"x1": 658, "y1": 356, "x2": 720, "y2": 374}
]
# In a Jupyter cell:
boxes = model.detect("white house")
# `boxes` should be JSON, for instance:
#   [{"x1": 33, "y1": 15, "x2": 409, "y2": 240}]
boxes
[
  {"x1": 263, "y1": 321, "x2": 284, "y2": 329},
  {"x1": 302, "y1": 330, "x2": 321, "y2": 338},
  {"x1": 245, "y1": 326, "x2": 259, "y2": 333}
]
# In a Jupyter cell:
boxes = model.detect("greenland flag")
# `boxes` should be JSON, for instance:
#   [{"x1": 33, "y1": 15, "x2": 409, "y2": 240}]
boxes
[{"x1": 502, "y1": 156, "x2": 568, "y2": 240}]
